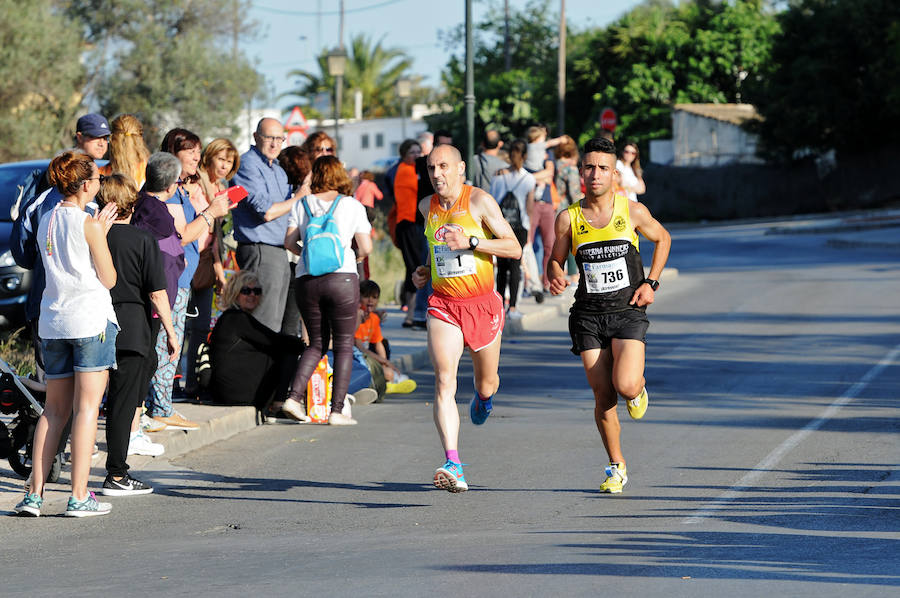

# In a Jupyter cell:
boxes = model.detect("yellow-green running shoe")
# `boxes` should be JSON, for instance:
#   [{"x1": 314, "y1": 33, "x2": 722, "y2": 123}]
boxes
[
  {"x1": 599, "y1": 462, "x2": 628, "y2": 494},
  {"x1": 626, "y1": 387, "x2": 648, "y2": 420}
]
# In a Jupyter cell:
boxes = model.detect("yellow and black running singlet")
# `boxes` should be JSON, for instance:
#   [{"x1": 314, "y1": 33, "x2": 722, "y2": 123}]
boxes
[
  {"x1": 425, "y1": 185, "x2": 495, "y2": 299},
  {"x1": 569, "y1": 194, "x2": 645, "y2": 312}
]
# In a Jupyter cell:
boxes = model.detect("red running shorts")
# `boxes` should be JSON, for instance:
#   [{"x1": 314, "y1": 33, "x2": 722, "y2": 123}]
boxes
[{"x1": 427, "y1": 290, "x2": 505, "y2": 352}]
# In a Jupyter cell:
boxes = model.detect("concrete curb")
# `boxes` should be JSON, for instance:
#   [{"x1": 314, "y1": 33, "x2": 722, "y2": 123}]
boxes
[
  {"x1": 149, "y1": 404, "x2": 258, "y2": 461},
  {"x1": 765, "y1": 218, "x2": 900, "y2": 236},
  {"x1": 139, "y1": 265, "x2": 682, "y2": 461}
]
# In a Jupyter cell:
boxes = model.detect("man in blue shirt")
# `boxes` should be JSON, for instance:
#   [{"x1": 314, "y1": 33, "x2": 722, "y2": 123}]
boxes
[{"x1": 231, "y1": 118, "x2": 303, "y2": 331}]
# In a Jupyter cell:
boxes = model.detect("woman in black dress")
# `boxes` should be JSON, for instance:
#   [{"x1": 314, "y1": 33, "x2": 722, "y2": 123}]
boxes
[{"x1": 208, "y1": 270, "x2": 305, "y2": 411}]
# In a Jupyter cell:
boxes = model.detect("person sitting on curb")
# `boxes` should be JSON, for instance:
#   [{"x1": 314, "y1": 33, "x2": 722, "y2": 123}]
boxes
[
  {"x1": 354, "y1": 280, "x2": 417, "y2": 395},
  {"x1": 207, "y1": 270, "x2": 306, "y2": 414}
]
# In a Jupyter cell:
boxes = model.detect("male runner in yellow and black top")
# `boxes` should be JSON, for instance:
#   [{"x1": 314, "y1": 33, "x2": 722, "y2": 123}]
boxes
[
  {"x1": 547, "y1": 136, "x2": 671, "y2": 493},
  {"x1": 412, "y1": 144, "x2": 522, "y2": 493}
]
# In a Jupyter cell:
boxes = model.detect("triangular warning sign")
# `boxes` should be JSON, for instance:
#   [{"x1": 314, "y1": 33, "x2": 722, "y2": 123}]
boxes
[{"x1": 285, "y1": 106, "x2": 308, "y2": 131}]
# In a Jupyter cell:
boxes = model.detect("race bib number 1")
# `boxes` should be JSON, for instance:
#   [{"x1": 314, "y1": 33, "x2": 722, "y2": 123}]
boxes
[
  {"x1": 433, "y1": 244, "x2": 477, "y2": 278},
  {"x1": 583, "y1": 257, "x2": 630, "y2": 294}
]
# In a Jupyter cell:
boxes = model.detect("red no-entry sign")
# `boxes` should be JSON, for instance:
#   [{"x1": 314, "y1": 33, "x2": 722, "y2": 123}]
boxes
[{"x1": 600, "y1": 108, "x2": 617, "y2": 132}]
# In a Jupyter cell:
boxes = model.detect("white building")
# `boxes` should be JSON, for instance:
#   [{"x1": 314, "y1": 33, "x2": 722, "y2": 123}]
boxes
[
  {"x1": 650, "y1": 103, "x2": 763, "y2": 166},
  {"x1": 232, "y1": 104, "x2": 442, "y2": 172},
  {"x1": 307, "y1": 114, "x2": 429, "y2": 171}
]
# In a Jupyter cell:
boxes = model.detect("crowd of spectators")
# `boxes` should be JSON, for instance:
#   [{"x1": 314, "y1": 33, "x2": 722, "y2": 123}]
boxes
[{"x1": 9, "y1": 109, "x2": 639, "y2": 517}]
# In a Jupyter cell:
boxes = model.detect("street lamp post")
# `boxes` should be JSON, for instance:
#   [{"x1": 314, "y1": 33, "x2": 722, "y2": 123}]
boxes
[
  {"x1": 465, "y1": 0, "x2": 475, "y2": 180},
  {"x1": 396, "y1": 77, "x2": 412, "y2": 139},
  {"x1": 327, "y1": 47, "x2": 348, "y2": 149}
]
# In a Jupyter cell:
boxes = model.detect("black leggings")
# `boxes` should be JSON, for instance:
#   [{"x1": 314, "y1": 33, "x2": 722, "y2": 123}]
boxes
[
  {"x1": 289, "y1": 272, "x2": 359, "y2": 413},
  {"x1": 496, "y1": 257, "x2": 522, "y2": 308}
]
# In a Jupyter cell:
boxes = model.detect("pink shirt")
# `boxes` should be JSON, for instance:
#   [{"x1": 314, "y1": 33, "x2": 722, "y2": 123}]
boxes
[{"x1": 354, "y1": 179, "x2": 383, "y2": 208}]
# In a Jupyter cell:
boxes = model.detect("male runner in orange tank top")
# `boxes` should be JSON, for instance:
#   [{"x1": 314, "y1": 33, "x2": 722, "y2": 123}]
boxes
[{"x1": 412, "y1": 144, "x2": 522, "y2": 492}]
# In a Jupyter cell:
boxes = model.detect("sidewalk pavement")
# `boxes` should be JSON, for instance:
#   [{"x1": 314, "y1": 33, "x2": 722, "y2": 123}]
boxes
[{"x1": 0, "y1": 266, "x2": 678, "y2": 504}]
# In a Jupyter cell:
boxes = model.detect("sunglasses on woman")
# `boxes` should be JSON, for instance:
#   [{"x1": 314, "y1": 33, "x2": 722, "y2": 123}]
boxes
[{"x1": 240, "y1": 287, "x2": 263, "y2": 296}]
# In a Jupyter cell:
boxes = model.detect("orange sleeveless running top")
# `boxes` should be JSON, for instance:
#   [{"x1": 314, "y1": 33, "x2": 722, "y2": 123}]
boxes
[{"x1": 424, "y1": 185, "x2": 494, "y2": 298}]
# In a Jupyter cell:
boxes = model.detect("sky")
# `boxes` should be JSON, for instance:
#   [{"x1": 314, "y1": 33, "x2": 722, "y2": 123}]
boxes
[{"x1": 244, "y1": 0, "x2": 644, "y2": 105}]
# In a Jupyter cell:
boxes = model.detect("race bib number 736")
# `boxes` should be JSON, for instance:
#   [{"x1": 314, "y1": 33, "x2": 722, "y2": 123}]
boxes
[{"x1": 583, "y1": 257, "x2": 630, "y2": 294}]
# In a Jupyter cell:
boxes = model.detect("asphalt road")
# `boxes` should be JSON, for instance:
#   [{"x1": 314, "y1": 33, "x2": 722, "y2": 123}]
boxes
[{"x1": 2, "y1": 215, "x2": 899, "y2": 597}]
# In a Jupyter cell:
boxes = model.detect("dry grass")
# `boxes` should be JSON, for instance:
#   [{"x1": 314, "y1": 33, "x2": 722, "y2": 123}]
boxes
[
  {"x1": 0, "y1": 327, "x2": 36, "y2": 376},
  {"x1": 366, "y1": 211, "x2": 408, "y2": 305},
  {"x1": 367, "y1": 237, "x2": 407, "y2": 305}
]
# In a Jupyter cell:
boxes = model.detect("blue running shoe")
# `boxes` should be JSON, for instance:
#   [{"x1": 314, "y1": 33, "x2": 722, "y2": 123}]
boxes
[
  {"x1": 65, "y1": 492, "x2": 112, "y2": 517},
  {"x1": 434, "y1": 460, "x2": 468, "y2": 493},
  {"x1": 14, "y1": 492, "x2": 43, "y2": 517},
  {"x1": 469, "y1": 393, "x2": 492, "y2": 425}
]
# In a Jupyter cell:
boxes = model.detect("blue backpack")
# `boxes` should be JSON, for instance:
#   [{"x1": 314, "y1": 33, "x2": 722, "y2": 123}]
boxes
[{"x1": 302, "y1": 195, "x2": 344, "y2": 276}]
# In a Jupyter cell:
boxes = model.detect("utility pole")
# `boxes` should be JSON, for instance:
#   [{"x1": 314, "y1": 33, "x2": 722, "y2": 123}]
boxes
[
  {"x1": 339, "y1": 0, "x2": 344, "y2": 49},
  {"x1": 335, "y1": 0, "x2": 346, "y2": 147},
  {"x1": 317, "y1": 0, "x2": 322, "y2": 54},
  {"x1": 557, "y1": 0, "x2": 566, "y2": 136},
  {"x1": 233, "y1": 0, "x2": 251, "y2": 148},
  {"x1": 504, "y1": 0, "x2": 511, "y2": 71},
  {"x1": 465, "y1": 0, "x2": 475, "y2": 180}
]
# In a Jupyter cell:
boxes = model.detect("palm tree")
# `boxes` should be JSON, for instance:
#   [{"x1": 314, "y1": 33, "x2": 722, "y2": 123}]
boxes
[{"x1": 283, "y1": 33, "x2": 414, "y2": 119}]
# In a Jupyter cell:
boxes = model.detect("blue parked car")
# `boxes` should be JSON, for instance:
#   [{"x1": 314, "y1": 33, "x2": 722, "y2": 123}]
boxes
[{"x1": 0, "y1": 160, "x2": 49, "y2": 324}]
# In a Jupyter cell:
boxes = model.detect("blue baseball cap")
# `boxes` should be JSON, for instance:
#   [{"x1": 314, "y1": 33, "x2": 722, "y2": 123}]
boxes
[{"x1": 76, "y1": 113, "x2": 110, "y2": 138}]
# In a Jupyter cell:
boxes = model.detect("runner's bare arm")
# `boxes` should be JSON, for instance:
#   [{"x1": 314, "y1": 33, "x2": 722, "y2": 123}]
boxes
[
  {"x1": 628, "y1": 201, "x2": 671, "y2": 307},
  {"x1": 547, "y1": 209, "x2": 572, "y2": 295},
  {"x1": 442, "y1": 189, "x2": 522, "y2": 259}
]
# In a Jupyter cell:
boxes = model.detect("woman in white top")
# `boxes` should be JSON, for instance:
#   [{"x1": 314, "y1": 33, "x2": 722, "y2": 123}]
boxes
[
  {"x1": 282, "y1": 156, "x2": 372, "y2": 425},
  {"x1": 616, "y1": 141, "x2": 646, "y2": 202},
  {"x1": 15, "y1": 152, "x2": 119, "y2": 518},
  {"x1": 490, "y1": 139, "x2": 536, "y2": 319}
]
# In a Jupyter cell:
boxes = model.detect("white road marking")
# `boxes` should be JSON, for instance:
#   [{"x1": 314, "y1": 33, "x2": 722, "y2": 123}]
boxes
[{"x1": 683, "y1": 342, "x2": 900, "y2": 524}]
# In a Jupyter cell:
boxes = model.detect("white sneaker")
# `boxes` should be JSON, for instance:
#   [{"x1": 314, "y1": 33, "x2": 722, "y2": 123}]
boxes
[
  {"x1": 140, "y1": 413, "x2": 167, "y2": 432},
  {"x1": 328, "y1": 412, "x2": 358, "y2": 426},
  {"x1": 353, "y1": 387, "x2": 379, "y2": 405},
  {"x1": 506, "y1": 309, "x2": 523, "y2": 320},
  {"x1": 282, "y1": 397, "x2": 311, "y2": 422},
  {"x1": 127, "y1": 429, "x2": 165, "y2": 457}
]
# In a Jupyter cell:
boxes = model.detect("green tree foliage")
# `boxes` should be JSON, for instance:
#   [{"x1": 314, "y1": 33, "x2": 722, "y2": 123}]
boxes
[
  {"x1": 429, "y1": 0, "x2": 561, "y2": 149},
  {"x1": 754, "y1": 0, "x2": 900, "y2": 159},
  {"x1": 0, "y1": 0, "x2": 86, "y2": 161},
  {"x1": 283, "y1": 34, "x2": 415, "y2": 119},
  {"x1": 63, "y1": 0, "x2": 264, "y2": 146},
  {"x1": 570, "y1": 0, "x2": 779, "y2": 147},
  {"x1": 431, "y1": 0, "x2": 779, "y2": 157}
]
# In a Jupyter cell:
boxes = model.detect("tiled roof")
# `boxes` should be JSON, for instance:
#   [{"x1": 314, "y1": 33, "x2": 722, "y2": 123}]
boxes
[{"x1": 673, "y1": 103, "x2": 762, "y2": 126}]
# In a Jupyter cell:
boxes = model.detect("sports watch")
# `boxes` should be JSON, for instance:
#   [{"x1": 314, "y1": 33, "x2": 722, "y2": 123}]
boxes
[
  {"x1": 643, "y1": 278, "x2": 660, "y2": 291},
  {"x1": 468, "y1": 236, "x2": 479, "y2": 250}
]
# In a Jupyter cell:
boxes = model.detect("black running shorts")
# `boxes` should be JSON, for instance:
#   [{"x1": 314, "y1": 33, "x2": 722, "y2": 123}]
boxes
[{"x1": 568, "y1": 308, "x2": 649, "y2": 355}]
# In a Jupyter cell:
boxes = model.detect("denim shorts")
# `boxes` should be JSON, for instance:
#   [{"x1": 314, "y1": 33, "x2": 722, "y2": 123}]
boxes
[{"x1": 42, "y1": 320, "x2": 118, "y2": 379}]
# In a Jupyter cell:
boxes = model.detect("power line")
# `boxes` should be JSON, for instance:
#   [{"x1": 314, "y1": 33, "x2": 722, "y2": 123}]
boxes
[{"x1": 253, "y1": 0, "x2": 406, "y2": 17}]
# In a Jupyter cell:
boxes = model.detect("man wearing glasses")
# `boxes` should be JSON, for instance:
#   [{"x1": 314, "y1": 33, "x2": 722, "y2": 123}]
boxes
[
  {"x1": 231, "y1": 117, "x2": 304, "y2": 331},
  {"x1": 11, "y1": 113, "x2": 111, "y2": 374}
]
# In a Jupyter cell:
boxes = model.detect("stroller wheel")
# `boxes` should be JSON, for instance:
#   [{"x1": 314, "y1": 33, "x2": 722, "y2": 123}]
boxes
[{"x1": 7, "y1": 420, "x2": 34, "y2": 479}]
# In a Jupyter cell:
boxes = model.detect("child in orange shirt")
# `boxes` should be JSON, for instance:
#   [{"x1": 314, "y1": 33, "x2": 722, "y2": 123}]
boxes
[{"x1": 355, "y1": 280, "x2": 416, "y2": 394}]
